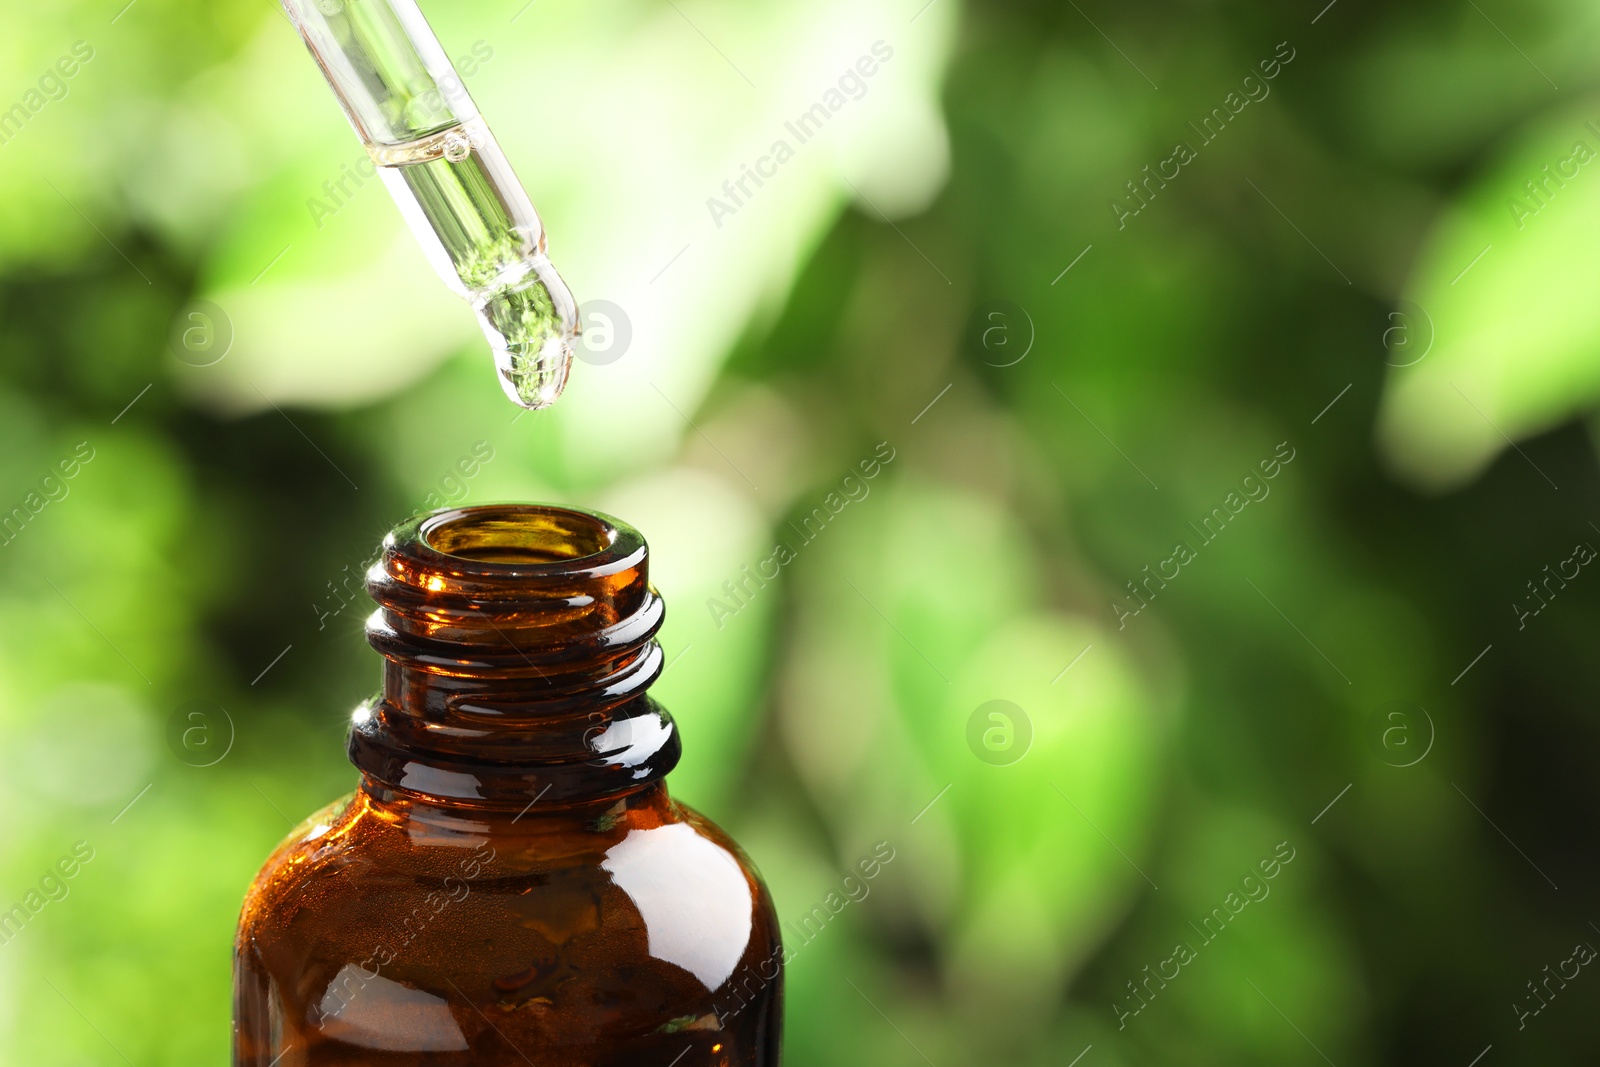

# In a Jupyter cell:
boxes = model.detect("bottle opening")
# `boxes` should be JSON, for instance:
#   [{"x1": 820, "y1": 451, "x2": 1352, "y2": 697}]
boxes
[
  {"x1": 357, "y1": 502, "x2": 671, "y2": 804},
  {"x1": 421, "y1": 505, "x2": 616, "y2": 567}
]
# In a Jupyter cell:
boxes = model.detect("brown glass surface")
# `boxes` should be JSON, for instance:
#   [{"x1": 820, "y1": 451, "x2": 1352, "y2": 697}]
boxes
[{"x1": 234, "y1": 505, "x2": 783, "y2": 1066}]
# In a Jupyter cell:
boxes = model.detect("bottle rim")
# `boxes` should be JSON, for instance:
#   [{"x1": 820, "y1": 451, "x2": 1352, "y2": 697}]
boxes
[{"x1": 385, "y1": 502, "x2": 647, "y2": 583}]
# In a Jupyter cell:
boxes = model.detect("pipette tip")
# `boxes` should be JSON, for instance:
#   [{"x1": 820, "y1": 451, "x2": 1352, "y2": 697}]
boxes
[{"x1": 477, "y1": 263, "x2": 580, "y2": 410}]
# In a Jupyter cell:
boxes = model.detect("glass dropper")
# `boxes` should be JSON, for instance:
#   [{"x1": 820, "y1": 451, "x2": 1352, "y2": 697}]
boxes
[{"x1": 279, "y1": 0, "x2": 578, "y2": 410}]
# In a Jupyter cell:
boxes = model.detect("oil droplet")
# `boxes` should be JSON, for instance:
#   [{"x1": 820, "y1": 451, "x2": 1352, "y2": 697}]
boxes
[{"x1": 476, "y1": 259, "x2": 579, "y2": 410}]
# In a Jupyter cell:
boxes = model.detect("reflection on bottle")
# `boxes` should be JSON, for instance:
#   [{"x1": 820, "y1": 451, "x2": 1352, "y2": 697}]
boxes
[
  {"x1": 602, "y1": 823, "x2": 755, "y2": 992},
  {"x1": 316, "y1": 965, "x2": 469, "y2": 1052}
]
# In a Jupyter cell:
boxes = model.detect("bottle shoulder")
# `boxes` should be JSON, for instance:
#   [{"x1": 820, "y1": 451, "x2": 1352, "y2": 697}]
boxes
[
  {"x1": 238, "y1": 791, "x2": 363, "y2": 915},
  {"x1": 237, "y1": 786, "x2": 779, "y2": 967},
  {"x1": 242, "y1": 789, "x2": 762, "y2": 890}
]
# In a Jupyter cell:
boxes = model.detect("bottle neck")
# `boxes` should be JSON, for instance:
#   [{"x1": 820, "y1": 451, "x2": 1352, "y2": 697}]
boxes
[{"x1": 347, "y1": 504, "x2": 682, "y2": 809}]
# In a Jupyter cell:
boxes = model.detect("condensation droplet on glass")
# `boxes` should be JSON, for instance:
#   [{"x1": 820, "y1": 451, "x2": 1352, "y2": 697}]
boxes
[{"x1": 278, "y1": 0, "x2": 579, "y2": 410}]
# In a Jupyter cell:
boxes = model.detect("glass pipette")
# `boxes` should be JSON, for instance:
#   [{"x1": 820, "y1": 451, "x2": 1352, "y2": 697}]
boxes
[{"x1": 279, "y1": 0, "x2": 578, "y2": 410}]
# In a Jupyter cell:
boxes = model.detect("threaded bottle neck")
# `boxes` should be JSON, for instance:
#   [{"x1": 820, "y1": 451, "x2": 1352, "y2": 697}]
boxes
[{"x1": 349, "y1": 504, "x2": 680, "y2": 807}]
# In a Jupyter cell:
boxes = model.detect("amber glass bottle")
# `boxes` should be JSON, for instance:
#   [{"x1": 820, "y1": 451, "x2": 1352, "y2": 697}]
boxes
[{"x1": 233, "y1": 504, "x2": 783, "y2": 1066}]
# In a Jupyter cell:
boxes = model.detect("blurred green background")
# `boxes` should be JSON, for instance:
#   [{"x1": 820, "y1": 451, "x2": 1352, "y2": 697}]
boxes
[{"x1": 4, "y1": 0, "x2": 1600, "y2": 1063}]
